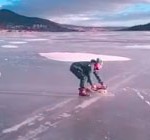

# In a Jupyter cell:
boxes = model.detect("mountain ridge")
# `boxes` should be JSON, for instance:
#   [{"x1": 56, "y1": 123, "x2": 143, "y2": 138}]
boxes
[
  {"x1": 122, "y1": 23, "x2": 150, "y2": 31},
  {"x1": 0, "y1": 9, "x2": 76, "y2": 32}
]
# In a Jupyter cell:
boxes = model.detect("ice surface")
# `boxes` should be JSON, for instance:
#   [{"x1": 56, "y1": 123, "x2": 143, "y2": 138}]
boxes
[{"x1": 0, "y1": 31, "x2": 150, "y2": 140}]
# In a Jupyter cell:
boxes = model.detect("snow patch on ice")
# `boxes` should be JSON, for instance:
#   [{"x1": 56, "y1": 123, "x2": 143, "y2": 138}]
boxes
[
  {"x1": 59, "y1": 113, "x2": 71, "y2": 118},
  {"x1": 75, "y1": 97, "x2": 100, "y2": 109},
  {"x1": 27, "y1": 122, "x2": 35, "y2": 126},
  {"x1": 4, "y1": 58, "x2": 8, "y2": 61},
  {"x1": 123, "y1": 88, "x2": 127, "y2": 91},
  {"x1": 132, "y1": 88, "x2": 150, "y2": 107},
  {"x1": 134, "y1": 89, "x2": 144, "y2": 100},
  {"x1": 44, "y1": 121, "x2": 58, "y2": 127},
  {"x1": 46, "y1": 98, "x2": 73, "y2": 112},
  {"x1": 2, "y1": 115, "x2": 40, "y2": 134},
  {"x1": 125, "y1": 45, "x2": 150, "y2": 49},
  {"x1": 18, "y1": 125, "x2": 49, "y2": 140},
  {"x1": 39, "y1": 52, "x2": 131, "y2": 62},
  {"x1": 1, "y1": 45, "x2": 19, "y2": 48},
  {"x1": 145, "y1": 100, "x2": 150, "y2": 106},
  {"x1": 9, "y1": 41, "x2": 27, "y2": 44},
  {"x1": 25, "y1": 38, "x2": 48, "y2": 41},
  {"x1": 37, "y1": 116, "x2": 45, "y2": 121},
  {"x1": 18, "y1": 122, "x2": 59, "y2": 140},
  {"x1": 2, "y1": 99, "x2": 73, "y2": 134}
]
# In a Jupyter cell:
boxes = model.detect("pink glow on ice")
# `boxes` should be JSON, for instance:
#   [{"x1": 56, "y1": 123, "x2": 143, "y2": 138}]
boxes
[{"x1": 39, "y1": 52, "x2": 131, "y2": 62}]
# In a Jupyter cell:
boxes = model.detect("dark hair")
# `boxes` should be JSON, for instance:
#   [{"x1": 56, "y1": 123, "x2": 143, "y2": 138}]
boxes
[
  {"x1": 91, "y1": 58, "x2": 100, "y2": 63},
  {"x1": 96, "y1": 58, "x2": 100, "y2": 63},
  {"x1": 90, "y1": 59, "x2": 97, "y2": 63},
  {"x1": 91, "y1": 58, "x2": 103, "y2": 64}
]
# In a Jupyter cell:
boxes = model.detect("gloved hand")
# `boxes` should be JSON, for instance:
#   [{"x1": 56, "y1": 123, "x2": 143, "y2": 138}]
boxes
[
  {"x1": 97, "y1": 82, "x2": 107, "y2": 89},
  {"x1": 100, "y1": 81, "x2": 103, "y2": 85},
  {"x1": 91, "y1": 85, "x2": 97, "y2": 91}
]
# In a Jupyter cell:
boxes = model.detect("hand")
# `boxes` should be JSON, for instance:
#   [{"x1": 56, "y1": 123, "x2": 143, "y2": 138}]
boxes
[
  {"x1": 91, "y1": 85, "x2": 97, "y2": 91},
  {"x1": 100, "y1": 81, "x2": 103, "y2": 85},
  {"x1": 97, "y1": 83, "x2": 107, "y2": 89}
]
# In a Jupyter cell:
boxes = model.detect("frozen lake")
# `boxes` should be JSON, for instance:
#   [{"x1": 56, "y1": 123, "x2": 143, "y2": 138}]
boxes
[
  {"x1": 0, "y1": 31, "x2": 150, "y2": 52},
  {"x1": 0, "y1": 31, "x2": 150, "y2": 140}
]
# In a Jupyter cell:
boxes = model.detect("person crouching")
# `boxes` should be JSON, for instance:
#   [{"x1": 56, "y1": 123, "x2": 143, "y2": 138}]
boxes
[{"x1": 70, "y1": 58, "x2": 105, "y2": 96}]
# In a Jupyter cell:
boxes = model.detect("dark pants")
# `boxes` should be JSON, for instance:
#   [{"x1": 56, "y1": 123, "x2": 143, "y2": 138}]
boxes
[{"x1": 70, "y1": 65, "x2": 87, "y2": 88}]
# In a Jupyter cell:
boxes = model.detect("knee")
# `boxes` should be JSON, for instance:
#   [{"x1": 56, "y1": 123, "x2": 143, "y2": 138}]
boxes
[{"x1": 81, "y1": 76, "x2": 87, "y2": 81}]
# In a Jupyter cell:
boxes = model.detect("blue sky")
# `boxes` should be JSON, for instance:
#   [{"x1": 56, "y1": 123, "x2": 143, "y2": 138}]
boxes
[{"x1": 0, "y1": 0, "x2": 150, "y2": 26}]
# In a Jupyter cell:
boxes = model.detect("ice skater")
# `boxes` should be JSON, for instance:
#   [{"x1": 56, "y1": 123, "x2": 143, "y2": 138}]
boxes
[{"x1": 70, "y1": 58, "x2": 106, "y2": 96}]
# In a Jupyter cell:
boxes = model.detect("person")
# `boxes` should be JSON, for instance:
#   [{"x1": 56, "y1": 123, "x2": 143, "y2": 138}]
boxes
[{"x1": 70, "y1": 58, "x2": 106, "y2": 96}]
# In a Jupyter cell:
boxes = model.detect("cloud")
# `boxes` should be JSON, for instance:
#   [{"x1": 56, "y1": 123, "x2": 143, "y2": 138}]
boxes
[
  {"x1": 1, "y1": 0, "x2": 150, "y2": 26},
  {"x1": 2, "y1": 0, "x2": 149, "y2": 17}
]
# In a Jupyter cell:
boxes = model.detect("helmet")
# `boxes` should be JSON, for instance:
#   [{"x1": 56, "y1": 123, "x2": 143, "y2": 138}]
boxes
[
  {"x1": 96, "y1": 58, "x2": 103, "y2": 65},
  {"x1": 94, "y1": 58, "x2": 103, "y2": 70},
  {"x1": 90, "y1": 59, "x2": 96, "y2": 63}
]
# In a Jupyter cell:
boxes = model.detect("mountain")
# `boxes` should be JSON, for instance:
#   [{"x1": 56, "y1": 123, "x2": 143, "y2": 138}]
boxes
[
  {"x1": 0, "y1": 9, "x2": 76, "y2": 32},
  {"x1": 122, "y1": 23, "x2": 150, "y2": 31},
  {"x1": 62, "y1": 24, "x2": 126, "y2": 32}
]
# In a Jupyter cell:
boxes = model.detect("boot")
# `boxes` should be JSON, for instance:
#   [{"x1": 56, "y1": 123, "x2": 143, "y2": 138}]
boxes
[
  {"x1": 85, "y1": 87, "x2": 92, "y2": 93},
  {"x1": 79, "y1": 88, "x2": 90, "y2": 96},
  {"x1": 96, "y1": 83, "x2": 107, "y2": 90}
]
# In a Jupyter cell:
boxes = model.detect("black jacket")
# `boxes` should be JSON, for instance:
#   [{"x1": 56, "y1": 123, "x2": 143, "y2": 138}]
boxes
[{"x1": 70, "y1": 61, "x2": 102, "y2": 86}]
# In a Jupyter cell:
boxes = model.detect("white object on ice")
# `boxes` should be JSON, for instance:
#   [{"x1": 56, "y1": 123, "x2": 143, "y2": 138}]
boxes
[
  {"x1": 125, "y1": 45, "x2": 150, "y2": 49},
  {"x1": 1, "y1": 45, "x2": 19, "y2": 48},
  {"x1": 39, "y1": 52, "x2": 131, "y2": 62},
  {"x1": 9, "y1": 41, "x2": 27, "y2": 44},
  {"x1": 25, "y1": 38, "x2": 48, "y2": 41}
]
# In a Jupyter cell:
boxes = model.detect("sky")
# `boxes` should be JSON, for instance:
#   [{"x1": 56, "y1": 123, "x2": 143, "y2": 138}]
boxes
[{"x1": 0, "y1": 0, "x2": 150, "y2": 26}]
